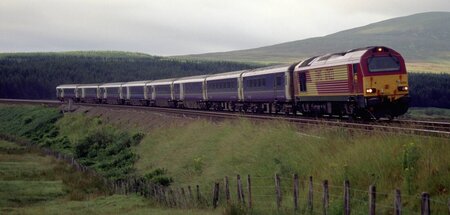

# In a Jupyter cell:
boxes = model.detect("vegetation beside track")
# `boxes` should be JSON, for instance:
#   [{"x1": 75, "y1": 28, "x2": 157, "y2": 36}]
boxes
[
  {"x1": 0, "y1": 105, "x2": 145, "y2": 181},
  {"x1": 0, "y1": 104, "x2": 449, "y2": 214},
  {"x1": 402, "y1": 107, "x2": 450, "y2": 120},
  {"x1": 135, "y1": 119, "x2": 450, "y2": 214}
]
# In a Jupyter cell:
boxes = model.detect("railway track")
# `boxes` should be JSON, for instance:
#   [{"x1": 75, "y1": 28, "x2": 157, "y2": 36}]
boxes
[{"x1": 1, "y1": 99, "x2": 450, "y2": 138}]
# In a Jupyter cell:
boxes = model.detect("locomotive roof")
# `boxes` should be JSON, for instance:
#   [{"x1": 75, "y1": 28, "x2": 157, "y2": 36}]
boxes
[
  {"x1": 242, "y1": 65, "x2": 289, "y2": 77},
  {"x1": 173, "y1": 75, "x2": 208, "y2": 84},
  {"x1": 294, "y1": 46, "x2": 380, "y2": 71}
]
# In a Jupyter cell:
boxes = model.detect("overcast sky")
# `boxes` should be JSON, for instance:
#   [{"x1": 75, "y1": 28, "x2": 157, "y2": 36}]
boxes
[{"x1": 1, "y1": 0, "x2": 449, "y2": 56}]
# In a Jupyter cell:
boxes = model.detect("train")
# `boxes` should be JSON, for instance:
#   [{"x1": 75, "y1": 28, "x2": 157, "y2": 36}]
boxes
[{"x1": 56, "y1": 46, "x2": 410, "y2": 120}]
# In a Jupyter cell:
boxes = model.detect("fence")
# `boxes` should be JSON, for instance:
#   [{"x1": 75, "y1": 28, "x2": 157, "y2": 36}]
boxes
[
  {"x1": 2, "y1": 133, "x2": 449, "y2": 214},
  {"x1": 99, "y1": 173, "x2": 450, "y2": 214}
]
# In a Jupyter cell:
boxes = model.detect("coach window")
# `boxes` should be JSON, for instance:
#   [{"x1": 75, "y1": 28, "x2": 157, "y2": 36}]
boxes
[
  {"x1": 299, "y1": 72, "x2": 307, "y2": 92},
  {"x1": 276, "y1": 76, "x2": 283, "y2": 87}
]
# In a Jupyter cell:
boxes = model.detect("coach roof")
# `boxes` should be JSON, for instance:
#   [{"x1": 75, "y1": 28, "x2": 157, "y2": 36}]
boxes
[
  {"x1": 206, "y1": 70, "x2": 247, "y2": 81},
  {"x1": 173, "y1": 75, "x2": 208, "y2": 84},
  {"x1": 123, "y1": 80, "x2": 151, "y2": 87}
]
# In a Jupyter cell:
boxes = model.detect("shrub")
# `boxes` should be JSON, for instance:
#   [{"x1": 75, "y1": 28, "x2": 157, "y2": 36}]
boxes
[
  {"x1": 402, "y1": 142, "x2": 420, "y2": 194},
  {"x1": 144, "y1": 168, "x2": 173, "y2": 186}
]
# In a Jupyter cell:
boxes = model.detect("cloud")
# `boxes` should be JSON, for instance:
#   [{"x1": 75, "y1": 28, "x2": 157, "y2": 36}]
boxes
[{"x1": 0, "y1": 0, "x2": 449, "y2": 55}]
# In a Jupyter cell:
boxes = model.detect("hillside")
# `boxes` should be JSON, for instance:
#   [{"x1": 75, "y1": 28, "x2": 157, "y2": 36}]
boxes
[
  {"x1": 178, "y1": 12, "x2": 450, "y2": 66},
  {"x1": 0, "y1": 52, "x2": 257, "y2": 99}
]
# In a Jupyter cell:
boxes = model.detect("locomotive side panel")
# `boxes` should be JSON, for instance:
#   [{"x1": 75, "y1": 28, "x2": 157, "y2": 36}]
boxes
[{"x1": 294, "y1": 65, "x2": 351, "y2": 100}]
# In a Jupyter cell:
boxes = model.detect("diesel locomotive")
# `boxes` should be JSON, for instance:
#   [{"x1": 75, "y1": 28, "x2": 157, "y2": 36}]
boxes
[{"x1": 57, "y1": 46, "x2": 410, "y2": 120}]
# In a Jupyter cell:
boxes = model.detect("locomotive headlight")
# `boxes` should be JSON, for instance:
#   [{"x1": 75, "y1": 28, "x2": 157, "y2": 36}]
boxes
[
  {"x1": 366, "y1": 88, "x2": 376, "y2": 93},
  {"x1": 398, "y1": 86, "x2": 408, "y2": 91}
]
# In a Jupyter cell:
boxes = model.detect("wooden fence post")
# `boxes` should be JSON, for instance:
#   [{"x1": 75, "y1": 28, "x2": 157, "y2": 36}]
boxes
[
  {"x1": 421, "y1": 192, "x2": 430, "y2": 215},
  {"x1": 212, "y1": 182, "x2": 220, "y2": 209},
  {"x1": 225, "y1": 176, "x2": 230, "y2": 203},
  {"x1": 196, "y1": 185, "x2": 201, "y2": 206},
  {"x1": 237, "y1": 174, "x2": 245, "y2": 204},
  {"x1": 180, "y1": 187, "x2": 186, "y2": 208},
  {"x1": 293, "y1": 174, "x2": 299, "y2": 211},
  {"x1": 169, "y1": 188, "x2": 176, "y2": 207},
  {"x1": 247, "y1": 175, "x2": 252, "y2": 209},
  {"x1": 275, "y1": 174, "x2": 282, "y2": 209},
  {"x1": 188, "y1": 185, "x2": 193, "y2": 202},
  {"x1": 323, "y1": 180, "x2": 329, "y2": 215},
  {"x1": 394, "y1": 189, "x2": 402, "y2": 215},
  {"x1": 448, "y1": 199, "x2": 450, "y2": 215},
  {"x1": 344, "y1": 180, "x2": 351, "y2": 215},
  {"x1": 307, "y1": 176, "x2": 313, "y2": 212},
  {"x1": 369, "y1": 185, "x2": 376, "y2": 215}
]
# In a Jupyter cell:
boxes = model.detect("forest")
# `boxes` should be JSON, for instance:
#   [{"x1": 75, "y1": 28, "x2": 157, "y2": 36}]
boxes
[
  {"x1": 0, "y1": 53, "x2": 257, "y2": 99},
  {"x1": 0, "y1": 53, "x2": 448, "y2": 108}
]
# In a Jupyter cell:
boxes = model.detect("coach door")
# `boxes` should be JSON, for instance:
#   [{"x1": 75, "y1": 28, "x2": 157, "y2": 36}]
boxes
[{"x1": 274, "y1": 74, "x2": 284, "y2": 100}]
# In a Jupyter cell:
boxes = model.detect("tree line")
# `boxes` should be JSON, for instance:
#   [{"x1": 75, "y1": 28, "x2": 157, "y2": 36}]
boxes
[
  {"x1": 0, "y1": 54, "x2": 448, "y2": 108},
  {"x1": 0, "y1": 54, "x2": 258, "y2": 99}
]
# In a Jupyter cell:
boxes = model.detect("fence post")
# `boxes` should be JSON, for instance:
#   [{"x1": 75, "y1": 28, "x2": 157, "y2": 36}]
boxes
[
  {"x1": 196, "y1": 185, "x2": 201, "y2": 206},
  {"x1": 323, "y1": 180, "x2": 329, "y2": 215},
  {"x1": 188, "y1": 185, "x2": 193, "y2": 201},
  {"x1": 212, "y1": 182, "x2": 220, "y2": 209},
  {"x1": 293, "y1": 174, "x2": 299, "y2": 211},
  {"x1": 421, "y1": 192, "x2": 430, "y2": 215},
  {"x1": 237, "y1": 174, "x2": 245, "y2": 204},
  {"x1": 369, "y1": 185, "x2": 376, "y2": 215},
  {"x1": 225, "y1": 176, "x2": 230, "y2": 203},
  {"x1": 169, "y1": 188, "x2": 176, "y2": 207},
  {"x1": 344, "y1": 180, "x2": 351, "y2": 215},
  {"x1": 448, "y1": 199, "x2": 450, "y2": 215},
  {"x1": 247, "y1": 175, "x2": 252, "y2": 209},
  {"x1": 180, "y1": 187, "x2": 186, "y2": 208},
  {"x1": 394, "y1": 189, "x2": 402, "y2": 215},
  {"x1": 307, "y1": 176, "x2": 313, "y2": 212},
  {"x1": 275, "y1": 174, "x2": 282, "y2": 209},
  {"x1": 188, "y1": 186, "x2": 193, "y2": 207}
]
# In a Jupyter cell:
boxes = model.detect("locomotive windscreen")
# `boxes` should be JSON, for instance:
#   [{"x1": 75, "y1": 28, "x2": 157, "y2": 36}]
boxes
[{"x1": 367, "y1": 56, "x2": 400, "y2": 72}]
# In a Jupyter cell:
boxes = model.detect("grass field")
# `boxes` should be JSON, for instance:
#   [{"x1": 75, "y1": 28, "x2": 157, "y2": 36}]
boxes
[
  {"x1": 407, "y1": 61, "x2": 450, "y2": 74},
  {"x1": 0, "y1": 139, "x2": 218, "y2": 215},
  {"x1": 402, "y1": 107, "x2": 450, "y2": 120}
]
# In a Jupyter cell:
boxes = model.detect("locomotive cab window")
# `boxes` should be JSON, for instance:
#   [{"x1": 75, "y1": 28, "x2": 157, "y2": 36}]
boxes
[
  {"x1": 368, "y1": 56, "x2": 400, "y2": 72},
  {"x1": 299, "y1": 72, "x2": 307, "y2": 92}
]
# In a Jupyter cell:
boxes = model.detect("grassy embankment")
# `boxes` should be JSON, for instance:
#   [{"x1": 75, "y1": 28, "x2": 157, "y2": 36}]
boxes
[
  {"x1": 0, "y1": 105, "x2": 215, "y2": 214},
  {"x1": 0, "y1": 104, "x2": 449, "y2": 214},
  {"x1": 134, "y1": 119, "x2": 450, "y2": 214}
]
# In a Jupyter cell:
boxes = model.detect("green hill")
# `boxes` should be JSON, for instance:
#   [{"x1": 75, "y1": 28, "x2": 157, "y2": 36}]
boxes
[
  {"x1": 0, "y1": 52, "x2": 257, "y2": 99},
  {"x1": 177, "y1": 12, "x2": 450, "y2": 66}
]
